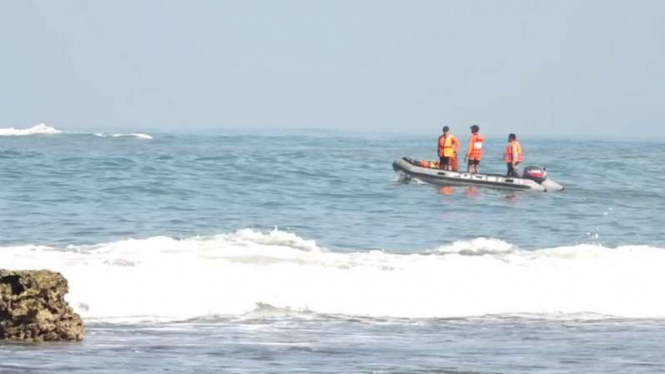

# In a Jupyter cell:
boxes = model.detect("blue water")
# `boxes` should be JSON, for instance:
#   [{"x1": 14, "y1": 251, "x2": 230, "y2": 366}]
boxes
[
  {"x1": 2, "y1": 132, "x2": 663, "y2": 249},
  {"x1": 2, "y1": 128, "x2": 665, "y2": 373}
]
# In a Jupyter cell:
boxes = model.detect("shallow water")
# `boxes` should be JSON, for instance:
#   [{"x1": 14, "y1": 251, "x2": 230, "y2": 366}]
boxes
[{"x1": 4, "y1": 317, "x2": 665, "y2": 374}]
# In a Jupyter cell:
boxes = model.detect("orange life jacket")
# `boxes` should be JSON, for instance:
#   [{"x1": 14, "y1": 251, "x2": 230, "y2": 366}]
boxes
[
  {"x1": 466, "y1": 134, "x2": 484, "y2": 160},
  {"x1": 437, "y1": 136, "x2": 445, "y2": 157},
  {"x1": 504, "y1": 141, "x2": 523, "y2": 163},
  {"x1": 438, "y1": 134, "x2": 459, "y2": 158}
]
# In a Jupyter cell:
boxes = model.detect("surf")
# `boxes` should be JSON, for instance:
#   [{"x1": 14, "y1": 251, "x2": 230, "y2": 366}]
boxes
[
  {"x1": 0, "y1": 123, "x2": 62, "y2": 136},
  {"x1": 2, "y1": 229, "x2": 664, "y2": 322}
]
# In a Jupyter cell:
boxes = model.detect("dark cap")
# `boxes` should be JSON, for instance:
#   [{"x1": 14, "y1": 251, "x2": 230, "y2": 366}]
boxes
[
  {"x1": 470, "y1": 125, "x2": 480, "y2": 132},
  {"x1": 442, "y1": 126, "x2": 450, "y2": 132}
]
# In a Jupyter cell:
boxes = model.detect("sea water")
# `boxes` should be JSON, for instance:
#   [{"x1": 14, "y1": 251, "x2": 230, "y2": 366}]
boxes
[{"x1": 1, "y1": 124, "x2": 664, "y2": 373}]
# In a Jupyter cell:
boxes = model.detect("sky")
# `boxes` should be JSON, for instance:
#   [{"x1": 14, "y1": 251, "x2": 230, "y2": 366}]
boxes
[{"x1": 0, "y1": 0, "x2": 663, "y2": 137}]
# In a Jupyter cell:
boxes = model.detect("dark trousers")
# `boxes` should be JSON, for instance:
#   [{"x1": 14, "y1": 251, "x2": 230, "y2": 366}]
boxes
[{"x1": 507, "y1": 163, "x2": 520, "y2": 177}]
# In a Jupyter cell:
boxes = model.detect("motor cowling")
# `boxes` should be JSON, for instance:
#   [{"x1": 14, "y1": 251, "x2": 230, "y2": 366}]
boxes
[{"x1": 522, "y1": 166, "x2": 547, "y2": 183}]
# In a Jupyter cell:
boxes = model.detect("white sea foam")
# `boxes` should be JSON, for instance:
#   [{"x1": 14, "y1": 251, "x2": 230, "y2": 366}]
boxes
[
  {"x1": 0, "y1": 124, "x2": 152, "y2": 139},
  {"x1": 436, "y1": 238, "x2": 515, "y2": 255},
  {"x1": 2, "y1": 229, "x2": 665, "y2": 322},
  {"x1": 0, "y1": 123, "x2": 62, "y2": 136},
  {"x1": 94, "y1": 133, "x2": 153, "y2": 140}
]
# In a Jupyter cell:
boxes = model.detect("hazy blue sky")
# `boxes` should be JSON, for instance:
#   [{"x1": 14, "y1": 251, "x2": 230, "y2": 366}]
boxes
[{"x1": 1, "y1": 0, "x2": 663, "y2": 136}]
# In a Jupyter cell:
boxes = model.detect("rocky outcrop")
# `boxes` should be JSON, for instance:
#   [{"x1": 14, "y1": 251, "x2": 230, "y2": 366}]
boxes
[{"x1": 0, "y1": 270, "x2": 84, "y2": 342}]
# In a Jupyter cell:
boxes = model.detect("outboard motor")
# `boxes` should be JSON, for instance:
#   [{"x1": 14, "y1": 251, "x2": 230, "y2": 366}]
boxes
[{"x1": 522, "y1": 166, "x2": 547, "y2": 183}]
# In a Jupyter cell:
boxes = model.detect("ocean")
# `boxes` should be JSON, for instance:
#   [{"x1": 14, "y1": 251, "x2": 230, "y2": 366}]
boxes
[{"x1": 1, "y1": 124, "x2": 665, "y2": 373}]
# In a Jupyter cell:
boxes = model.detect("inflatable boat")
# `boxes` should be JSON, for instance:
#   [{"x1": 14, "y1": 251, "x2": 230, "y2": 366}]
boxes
[{"x1": 393, "y1": 157, "x2": 564, "y2": 192}]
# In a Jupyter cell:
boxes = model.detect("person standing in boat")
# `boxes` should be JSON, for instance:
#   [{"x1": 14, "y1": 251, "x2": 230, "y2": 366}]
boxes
[
  {"x1": 505, "y1": 133, "x2": 523, "y2": 177},
  {"x1": 437, "y1": 126, "x2": 461, "y2": 171},
  {"x1": 464, "y1": 125, "x2": 484, "y2": 174}
]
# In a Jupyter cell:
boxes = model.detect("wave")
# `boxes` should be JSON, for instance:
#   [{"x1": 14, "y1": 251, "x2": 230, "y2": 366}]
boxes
[
  {"x1": 94, "y1": 133, "x2": 153, "y2": 140},
  {"x1": 0, "y1": 123, "x2": 62, "y2": 136},
  {"x1": 435, "y1": 238, "x2": 515, "y2": 255},
  {"x1": 2, "y1": 230, "x2": 664, "y2": 322},
  {"x1": 0, "y1": 124, "x2": 152, "y2": 140}
]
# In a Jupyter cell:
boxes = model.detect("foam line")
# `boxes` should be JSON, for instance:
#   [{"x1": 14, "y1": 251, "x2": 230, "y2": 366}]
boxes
[{"x1": 2, "y1": 230, "x2": 664, "y2": 321}]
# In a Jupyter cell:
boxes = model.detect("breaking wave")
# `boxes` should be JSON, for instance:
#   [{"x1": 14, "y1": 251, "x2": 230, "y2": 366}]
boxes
[
  {"x1": 0, "y1": 123, "x2": 61, "y2": 136},
  {"x1": 2, "y1": 230, "x2": 664, "y2": 322},
  {"x1": 94, "y1": 133, "x2": 153, "y2": 140},
  {"x1": 0, "y1": 124, "x2": 152, "y2": 140}
]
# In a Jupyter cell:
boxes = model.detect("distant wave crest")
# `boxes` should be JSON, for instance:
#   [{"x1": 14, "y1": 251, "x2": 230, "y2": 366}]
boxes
[
  {"x1": 3, "y1": 229, "x2": 665, "y2": 322},
  {"x1": 0, "y1": 123, "x2": 153, "y2": 139},
  {"x1": 94, "y1": 133, "x2": 153, "y2": 140},
  {"x1": 0, "y1": 123, "x2": 62, "y2": 136}
]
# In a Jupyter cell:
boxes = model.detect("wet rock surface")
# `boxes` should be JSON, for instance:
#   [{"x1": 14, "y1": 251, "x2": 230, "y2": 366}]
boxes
[{"x1": 0, "y1": 270, "x2": 84, "y2": 342}]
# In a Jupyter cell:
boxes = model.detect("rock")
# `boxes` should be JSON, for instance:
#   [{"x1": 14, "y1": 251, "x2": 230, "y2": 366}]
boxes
[{"x1": 0, "y1": 270, "x2": 84, "y2": 342}]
